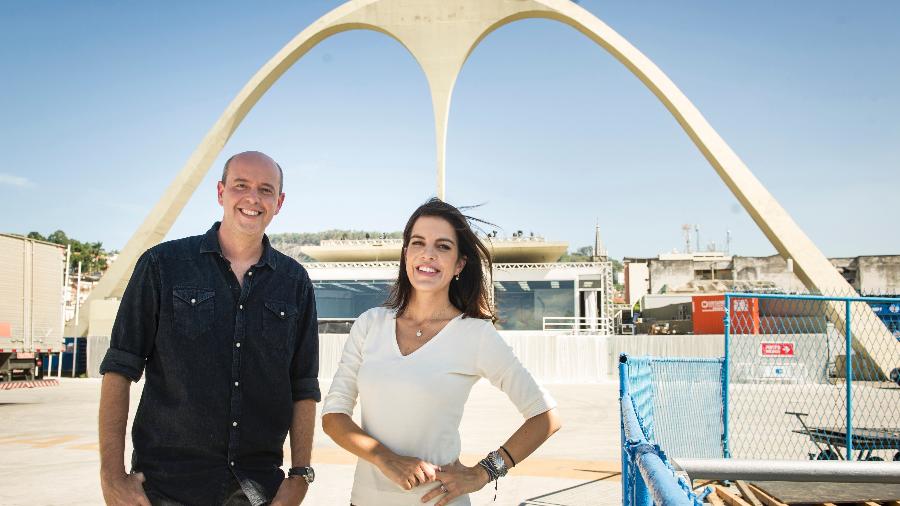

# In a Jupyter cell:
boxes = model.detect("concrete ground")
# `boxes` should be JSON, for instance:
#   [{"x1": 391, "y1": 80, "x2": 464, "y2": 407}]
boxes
[{"x1": 0, "y1": 379, "x2": 622, "y2": 506}]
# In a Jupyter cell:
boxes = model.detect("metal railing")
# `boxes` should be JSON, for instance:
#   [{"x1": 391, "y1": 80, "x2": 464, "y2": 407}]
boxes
[
  {"x1": 723, "y1": 292, "x2": 900, "y2": 461},
  {"x1": 319, "y1": 238, "x2": 403, "y2": 247},
  {"x1": 543, "y1": 316, "x2": 613, "y2": 335}
]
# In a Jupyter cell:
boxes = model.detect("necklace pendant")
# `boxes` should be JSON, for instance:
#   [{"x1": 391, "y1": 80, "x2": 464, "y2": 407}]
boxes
[{"x1": 416, "y1": 329, "x2": 423, "y2": 337}]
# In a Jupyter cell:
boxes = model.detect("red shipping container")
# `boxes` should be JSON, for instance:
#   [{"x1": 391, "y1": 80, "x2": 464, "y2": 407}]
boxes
[{"x1": 691, "y1": 295, "x2": 759, "y2": 334}]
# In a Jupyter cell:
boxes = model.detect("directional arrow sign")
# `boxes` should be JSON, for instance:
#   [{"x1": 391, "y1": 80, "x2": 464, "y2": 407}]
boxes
[{"x1": 760, "y1": 342, "x2": 795, "y2": 357}]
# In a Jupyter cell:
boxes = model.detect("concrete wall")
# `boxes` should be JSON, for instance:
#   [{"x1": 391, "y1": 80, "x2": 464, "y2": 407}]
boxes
[
  {"x1": 625, "y1": 262, "x2": 649, "y2": 305},
  {"x1": 829, "y1": 257, "x2": 859, "y2": 289},
  {"x1": 638, "y1": 254, "x2": 900, "y2": 297},
  {"x1": 729, "y1": 331, "x2": 843, "y2": 384},
  {"x1": 86, "y1": 336, "x2": 110, "y2": 378},
  {"x1": 320, "y1": 331, "x2": 610, "y2": 384},
  {"x1": 649, "y1": 259, "x2": 694, "y2": 294},
  {"x1": 733, "y1": 255, "x2": 804, "y2": 290},
  {"x1": 87, "y1": 329, "x2": 729, "y2": 383},
  {"x1": 88, "y1": 299, "x2": 120, "y2": 339},
  {"x1": 857, "y1": 256, "x2": 900, "y2": 295}
]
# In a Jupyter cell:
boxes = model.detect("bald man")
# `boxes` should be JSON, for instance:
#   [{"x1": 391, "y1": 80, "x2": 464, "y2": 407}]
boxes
[{"x1": 99, "y1": 152, "x2": 319, "y2": 506}]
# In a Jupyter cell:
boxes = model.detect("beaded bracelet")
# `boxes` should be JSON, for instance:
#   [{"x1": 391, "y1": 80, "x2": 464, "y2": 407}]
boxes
[{"x1": 478, "y1": 450, "x2": 508, "y2": 501}]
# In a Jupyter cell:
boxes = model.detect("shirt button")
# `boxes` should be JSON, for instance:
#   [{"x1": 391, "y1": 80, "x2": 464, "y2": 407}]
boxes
[
  {"x1": 191, "y1": 298, "x2": 196, "y2": 305},
  {"x1": 248, "y1": 271, "x2": 253, "y2": 276},
  {"x1": 236, "y1": 342, "x2": 241, "y2": 348},
  {"x1": 230, "y1": 461, "x2": 235, "y2": 466},
  {"x1": 280, "y1": 311, "x2": 285, "y2": 317},
  {"x1": 232, "y1": 421, "x2": 238, "y2": 427},
  {"x1": 234, "y1": 381, "x2": 239, "y2": 387},
  {"x1": 239, "y1": 304, "x2": 243, "y2": 310}
]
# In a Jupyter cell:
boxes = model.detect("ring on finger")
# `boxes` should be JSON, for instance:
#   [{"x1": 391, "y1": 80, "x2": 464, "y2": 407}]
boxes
[{"x1": 440, "y1": 483, "x2": 448, "y2": 493}]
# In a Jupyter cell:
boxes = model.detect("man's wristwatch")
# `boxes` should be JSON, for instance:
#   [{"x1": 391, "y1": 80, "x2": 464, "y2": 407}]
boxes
[{"x1": 288, "y1": 466, "x2": 315, "y2": 485}]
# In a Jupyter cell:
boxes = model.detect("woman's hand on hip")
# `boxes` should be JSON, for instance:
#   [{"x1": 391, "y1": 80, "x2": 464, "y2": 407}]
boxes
[
  {"x1": 374, "y1": 450, "x2": 440, "y2": 490},
  {"x1": 421, "y1": 461, "x2": 490, "y2": 505}
]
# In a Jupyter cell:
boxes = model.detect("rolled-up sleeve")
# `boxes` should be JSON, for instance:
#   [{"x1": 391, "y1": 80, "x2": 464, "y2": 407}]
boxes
[
  {"x1": 290, "y1": 277, "x2": 321, "y2": 402},
  {"x1": 476, "y1": 323, "x2": 557, "y2": 419},
  {"x1": 99, "y1": 250, "x2": 160, "y2": 382},
  {"x1": 321, "y1": 309, "x2": 370, "y2": 417}
]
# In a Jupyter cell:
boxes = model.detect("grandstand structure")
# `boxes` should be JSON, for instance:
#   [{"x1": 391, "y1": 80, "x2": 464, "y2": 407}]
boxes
[{"x1": 297, "y1": 232, "x2": 615, "y2": 336}]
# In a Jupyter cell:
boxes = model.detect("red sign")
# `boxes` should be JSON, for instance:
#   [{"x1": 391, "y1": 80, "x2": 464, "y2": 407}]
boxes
[
  {"x1": 691, "y1": 295, "x2": 760, "y2": 335},
  {"x1": 760, "y1": 342, "x2": 794, "y2": 357}
]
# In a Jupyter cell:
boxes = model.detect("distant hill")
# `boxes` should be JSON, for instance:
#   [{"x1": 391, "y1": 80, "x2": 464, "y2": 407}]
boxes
[{"x1": 269, "y1": 230, "x2": 402, "y2": 262}]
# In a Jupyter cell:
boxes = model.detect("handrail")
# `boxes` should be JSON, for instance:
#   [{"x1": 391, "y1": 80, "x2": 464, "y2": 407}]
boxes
[
  {"x1": 675, "y1": 458, "x2": 900, "y2": 483},
  {"x1": 543, "y1": 316, "x2": 613, "y2": 334}
]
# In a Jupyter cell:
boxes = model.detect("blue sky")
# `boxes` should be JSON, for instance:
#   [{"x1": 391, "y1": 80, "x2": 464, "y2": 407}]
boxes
[{"x1": 2, "y1": 1, "x2": 898, "y2": 258}]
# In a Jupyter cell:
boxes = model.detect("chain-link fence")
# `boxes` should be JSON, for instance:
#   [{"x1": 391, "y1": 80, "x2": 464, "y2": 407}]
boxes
[
  {"x1": 725, "y1": 293, "x2": 900, "y2": 461},
  {"x1": 619, "y1": 354, "x2": 709, "y2": 506},
  {"x1": 622, "y1": 356, "x2": 725, "y2": 459}
]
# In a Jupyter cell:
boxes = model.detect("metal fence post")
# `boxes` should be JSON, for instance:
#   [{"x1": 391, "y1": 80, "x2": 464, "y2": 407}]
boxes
[
  {"x1": 723, "y1": 294, "x2": 731, "y2": 458},
  {"x1": 845, "y1": 300, "x2": 853, "y2": 461}
]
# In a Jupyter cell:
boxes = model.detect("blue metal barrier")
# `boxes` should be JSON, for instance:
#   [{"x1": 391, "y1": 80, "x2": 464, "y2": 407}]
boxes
[{"x1": 619, "y1": 354, "x2": 708, "y2": 506}]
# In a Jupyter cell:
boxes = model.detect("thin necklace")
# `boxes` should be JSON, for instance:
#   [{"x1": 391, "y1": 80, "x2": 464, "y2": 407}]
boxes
[{"x1": 412, "y1": 305, "x2": 455, "y2": 337}]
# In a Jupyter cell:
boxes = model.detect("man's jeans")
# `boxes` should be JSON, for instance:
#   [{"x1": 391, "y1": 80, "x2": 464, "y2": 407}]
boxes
[{"x1": 144, "y1": 478, "x2": 255, "y2": 506}]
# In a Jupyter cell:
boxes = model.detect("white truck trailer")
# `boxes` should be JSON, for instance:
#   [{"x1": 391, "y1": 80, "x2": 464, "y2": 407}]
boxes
[{"x1": 0, "y1": 233, "x2": 67, "y2": 381}]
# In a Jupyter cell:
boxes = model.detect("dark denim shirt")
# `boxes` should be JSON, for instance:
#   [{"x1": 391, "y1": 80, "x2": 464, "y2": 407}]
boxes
[{"x1": 99, "y1": 223, "x2": 320, "y2": 506}]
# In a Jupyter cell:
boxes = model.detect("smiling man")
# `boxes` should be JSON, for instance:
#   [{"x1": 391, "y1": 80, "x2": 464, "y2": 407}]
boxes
[{"x1": 98, "y1": 151, "x2": 320, "y2": 506}]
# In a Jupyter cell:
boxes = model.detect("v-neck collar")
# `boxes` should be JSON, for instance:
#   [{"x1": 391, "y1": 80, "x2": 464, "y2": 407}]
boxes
[{"x1": 391, "y1": 309, "x2": 464, "y2": 358}]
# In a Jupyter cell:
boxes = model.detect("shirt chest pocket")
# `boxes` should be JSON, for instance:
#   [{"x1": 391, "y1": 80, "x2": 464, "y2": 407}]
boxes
[
  {"x1": 173, "y1": 287, "x2": 215, "y2": 339},
  {"x1": 263, "y1": 300, "x2": 298, "y2": 355}
]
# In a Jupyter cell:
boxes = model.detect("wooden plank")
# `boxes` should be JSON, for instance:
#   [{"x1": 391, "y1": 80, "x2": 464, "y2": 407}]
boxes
[
  {"x1": 746, "y1": 484, "x2": 788, "y2": 506},
  {"x1": 694, "y1": 479, "x2": 716, "y2": 491},
  {"x1": 750, "y1": 481, "x2": 900, "y2": 504},
  {"x1": 736, "y1": 480, "x2": 764, "y2": 506},
  {"x1": 707, "y1": 489, "x2": 726, "y2": 506},
  {"x1": 715, "y1": 485, "x2": 754, "y2": 506}
]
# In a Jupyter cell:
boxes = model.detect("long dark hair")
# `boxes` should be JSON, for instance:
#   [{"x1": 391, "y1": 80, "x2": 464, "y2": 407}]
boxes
[{"x1": 386, "y1": 198, "x2": 495, "y2": 321}]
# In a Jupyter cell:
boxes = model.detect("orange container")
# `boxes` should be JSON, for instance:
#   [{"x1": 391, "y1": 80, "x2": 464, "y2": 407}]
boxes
[{"x1": 691, "y1": 295, "x2": 759, "y2": 334}]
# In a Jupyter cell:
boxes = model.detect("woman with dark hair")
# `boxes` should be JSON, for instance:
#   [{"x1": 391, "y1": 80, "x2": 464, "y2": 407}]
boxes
[{"x1": 322, "y1": 198, "x2": 561, "y2": 505}]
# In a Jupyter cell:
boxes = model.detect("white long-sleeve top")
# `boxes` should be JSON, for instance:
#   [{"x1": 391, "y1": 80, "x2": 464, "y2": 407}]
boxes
[{"x1": 322, "y1": 307, "x2": 556, "y2": 506}]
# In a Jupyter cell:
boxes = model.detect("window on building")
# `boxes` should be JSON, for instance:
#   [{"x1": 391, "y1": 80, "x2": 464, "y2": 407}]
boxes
[
  {"x1": 493, "y1": 280, "x2": 574, "y2": 330},
  {"x1": 312, "y1": 281, "x2": 394, "y2": 319}
]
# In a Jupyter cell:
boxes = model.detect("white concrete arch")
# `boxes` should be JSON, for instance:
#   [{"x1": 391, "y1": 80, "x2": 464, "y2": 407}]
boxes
[
  {"x1": 72, "y1": 0, "x2": 894, "y2": 376},
  {"x1": 74, "y1": 16, "x2": 419, "y2": 332}
]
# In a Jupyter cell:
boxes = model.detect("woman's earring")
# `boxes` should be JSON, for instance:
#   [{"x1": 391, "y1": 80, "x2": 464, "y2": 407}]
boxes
[{"x1": 454, "y1": 273, "x2": 460, "y2": 281}]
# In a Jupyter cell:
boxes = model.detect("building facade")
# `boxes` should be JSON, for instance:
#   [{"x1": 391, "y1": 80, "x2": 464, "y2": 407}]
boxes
[{"x1": 624, "y1": 253, "x2": 900, "y2": 302}]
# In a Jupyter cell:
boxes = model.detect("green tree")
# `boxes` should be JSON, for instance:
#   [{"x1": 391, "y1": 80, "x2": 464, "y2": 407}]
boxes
[
  {"x1": 559, "y1": 245, "x2": 593, "y2": 262},
  {"x1": 21, "y1": 230, "x2": 110, "y2": 275},
  {"x1": 47, "y1": 230, "x2": 69, "y2": 245},
  {"x1": 71, "y1": 240, "x2": 107, "y2": 274}
]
